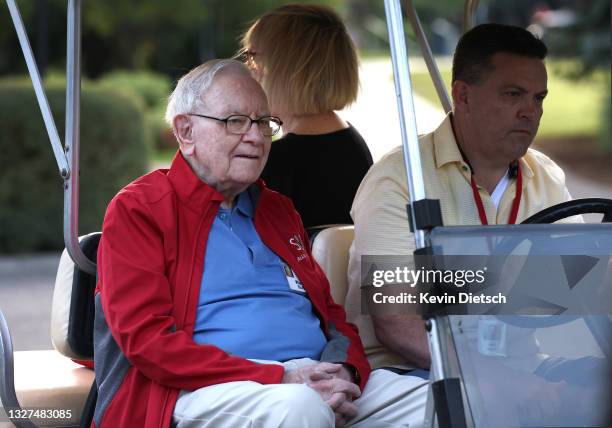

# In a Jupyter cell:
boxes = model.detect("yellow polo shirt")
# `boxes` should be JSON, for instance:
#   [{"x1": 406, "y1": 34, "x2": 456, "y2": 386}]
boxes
[{"x1": 346, "y1": 113, "x2": 575, "y2": 370}]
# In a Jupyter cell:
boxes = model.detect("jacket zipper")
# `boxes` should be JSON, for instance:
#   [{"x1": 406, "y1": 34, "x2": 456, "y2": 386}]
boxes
[{"x1": 159, "y1": 206, "x2": 211, "y2": 428}]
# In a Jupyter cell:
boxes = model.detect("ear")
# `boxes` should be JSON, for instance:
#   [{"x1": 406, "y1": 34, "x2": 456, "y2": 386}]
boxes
[
  {"x1": 173, "y1": 114, "x2": 195, "y2": 156},
  {"x1": 451, "y1": 80, "x2": 470, "y2": 113}
]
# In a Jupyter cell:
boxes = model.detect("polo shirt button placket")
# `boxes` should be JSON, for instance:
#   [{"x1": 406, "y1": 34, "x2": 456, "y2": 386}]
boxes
[{"x1": 218, "y1": 212, "x2": 232, "y2": 230}]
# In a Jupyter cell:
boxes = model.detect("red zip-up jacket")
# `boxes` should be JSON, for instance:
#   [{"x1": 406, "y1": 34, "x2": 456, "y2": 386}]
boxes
[{"x1": 93, "y1": 152, "x2": 371, "y2": 427}]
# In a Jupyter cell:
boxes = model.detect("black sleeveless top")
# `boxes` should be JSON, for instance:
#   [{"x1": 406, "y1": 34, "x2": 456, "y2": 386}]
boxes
[{"x1": 261, "y1": 125, "x2": 373, "y2": 228}]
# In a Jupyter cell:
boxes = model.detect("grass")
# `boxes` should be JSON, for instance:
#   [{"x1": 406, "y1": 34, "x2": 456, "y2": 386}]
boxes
[
  {"x1": 408, "y1": 59, "x2": 609, "y2": 139},
  {"x1": 409, "y1": 69, "x2": 452, "y2": 113}
]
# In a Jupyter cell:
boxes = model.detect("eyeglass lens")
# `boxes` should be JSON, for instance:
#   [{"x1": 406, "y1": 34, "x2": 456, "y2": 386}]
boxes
[{"x1": 226, "y1": 116, "x2": 280, "y2": 137}]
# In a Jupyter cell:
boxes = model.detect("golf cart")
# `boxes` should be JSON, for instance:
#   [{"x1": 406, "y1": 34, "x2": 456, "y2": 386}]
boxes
[{"x1": 1, "y1": 0, "x2": 610, "y2": 427}]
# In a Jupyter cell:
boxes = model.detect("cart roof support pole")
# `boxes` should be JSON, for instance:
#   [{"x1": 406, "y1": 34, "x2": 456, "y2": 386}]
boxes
[
  {"x1": 6, "y1": 0, "x2": 69, "y2": 178},
  {"x1": 384, "y1": 0, "x2": 428, "y2": 249},
  {"x1": 63, "y1": 0, "x2": 95, "y2": 274},
  {"x1": 403, "y1": 0, "x2": 453, "y2": 114},
  {"x1": 7, "y1": 0, "x2": 96, "y2": 274}
]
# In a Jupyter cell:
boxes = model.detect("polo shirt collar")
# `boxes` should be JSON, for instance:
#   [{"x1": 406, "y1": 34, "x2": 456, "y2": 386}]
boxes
[
  {"x1": 234, "y1": 190, "x2": 254, "y2": 218},
  {"x1": 433, "y1": 113, "x2": 464, "y2": 169},
  {"x1": 432, "y1": 113, "x2": 535, "y2": 181},
  {"x1": 518, "y1": 157, "x2": 534, "y2": 180}
]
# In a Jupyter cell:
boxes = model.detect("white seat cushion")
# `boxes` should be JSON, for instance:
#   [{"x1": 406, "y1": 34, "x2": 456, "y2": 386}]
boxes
[
  {"x1": 311, "y1": 226, "x2": 354, "y2": 306},
  {"x1": 51, "y1": 248, "x2": 78, "y2": 359},
  {"x1": 0, "y1": 350, "x2": 94, "y2": 427}
]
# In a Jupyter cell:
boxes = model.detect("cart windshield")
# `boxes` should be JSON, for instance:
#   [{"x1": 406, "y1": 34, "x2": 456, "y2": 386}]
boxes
[{"x1": 430, "y1": 224, "x2": 612, "y2": 427}]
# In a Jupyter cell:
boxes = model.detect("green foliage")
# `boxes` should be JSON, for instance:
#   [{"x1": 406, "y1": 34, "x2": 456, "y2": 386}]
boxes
[
  {"x1": 546, "y1": 0, "x2": 610, "y2": 76},
  {"x1": 83, "y1": 0, "x2": 207, "y2": 74},
  {"x1": 0, "y1": 79, "x2": 147, "y2": 253},
  {"x1": 599, "y1": 87, "x2": 611, "y2": 153},
  {"x1": 538, "y1": 68, "x2": 605, "y2": 139},
  {"x1": 345, "y1": 0, "x2": 464, "y2": 52},
  {"x1": 98, "y1": 70, "x2": 171, "y2": 108},
  {"x1": 540, "y1": 0, "x2": 610, "y2": 151},
  {"x1": 411, "y1": 0, "x2": 464, "y2": 23},
  {"x1": 409, "y1": 66, "x2": 452, "y2": 112},
  {"x1": 0, "y1": 0, "x2": 343, "y2": 79},
  {"x1": 146, "y1": 103, "x2": 175, "y2": 151},
  {"x1": 98, "y1": 70, "x2": 173, "y2": 151}
]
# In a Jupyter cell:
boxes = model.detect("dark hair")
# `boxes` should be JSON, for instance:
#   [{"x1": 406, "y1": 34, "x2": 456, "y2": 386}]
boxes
[{"x1": 452, "y1": 23, "x2": 547, "y2": 84}]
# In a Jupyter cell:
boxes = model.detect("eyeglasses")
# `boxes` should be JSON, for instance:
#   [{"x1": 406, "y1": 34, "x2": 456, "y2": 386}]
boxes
[
  {"x1": 238, "y1": 50, "x2": 258, "y2": 67},
  {"x1": 187, "y1": 113, "x2": 282, "y2": 137}
]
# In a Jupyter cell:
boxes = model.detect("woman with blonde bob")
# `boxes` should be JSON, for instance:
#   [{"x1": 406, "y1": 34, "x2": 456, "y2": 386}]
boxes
[{"x1": 240, "y1": 4, "x2": 373, "y2": 229}]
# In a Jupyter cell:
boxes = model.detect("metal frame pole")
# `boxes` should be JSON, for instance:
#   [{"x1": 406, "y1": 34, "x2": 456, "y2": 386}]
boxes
[
  {"x1": 0, "y1": 310, "x2": 37, "y2": 428},
  {"x1": 5, "y1": 0, "x2": 69, "y2": 178},
  {"x1": 462, "y1": 0, "x2": 480, "y2": 32},
  {"x1": 384, "y1": 0, "x2": 427, "y2": 249},
  {"x1": 426, "y1": 318, "x2": 469, "y2": 428},
  {"x1": 6, "y1": 0, "x2": 96, "y2": 274},
  {"x1": 403, "y1": 0, "x2": 453, "y2": 114},
  {"x1": 63, "y1": 0, "x2": 95, "y2": 274}
]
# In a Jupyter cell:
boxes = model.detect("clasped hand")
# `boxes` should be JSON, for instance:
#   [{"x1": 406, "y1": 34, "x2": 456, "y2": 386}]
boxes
[{"x1": 282, "y1": 362, "x2": 361, "y2": 426}]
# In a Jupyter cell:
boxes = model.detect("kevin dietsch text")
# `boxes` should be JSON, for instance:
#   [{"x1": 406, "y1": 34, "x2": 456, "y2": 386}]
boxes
[{"x1": 372, "y1": 291, "x2": 507, "y2": 305}]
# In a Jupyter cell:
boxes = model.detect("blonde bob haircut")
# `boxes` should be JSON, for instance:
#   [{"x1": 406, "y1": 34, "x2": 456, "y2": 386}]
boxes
[{"x1": 241, "y1": 4, "x2": 359, "y2": 115}]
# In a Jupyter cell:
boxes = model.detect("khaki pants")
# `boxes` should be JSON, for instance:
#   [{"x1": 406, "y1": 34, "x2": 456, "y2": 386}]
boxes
[{"x1": 172, "y1": 358, "x2": 428, "y2": 428}]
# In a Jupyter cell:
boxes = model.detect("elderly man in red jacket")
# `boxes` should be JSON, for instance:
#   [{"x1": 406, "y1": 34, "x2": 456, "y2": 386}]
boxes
[{"x1": 93, "y1": 59, "x2": 420, "y2": 428}]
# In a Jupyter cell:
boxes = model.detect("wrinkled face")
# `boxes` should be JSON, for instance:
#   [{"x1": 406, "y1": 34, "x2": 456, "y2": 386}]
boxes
[
  {"x1": 178, "y1": 71, "x2": 271, "y2": 197},
  {"x1": 462, "y1": 53, "x2": 548, "y2": 162}
]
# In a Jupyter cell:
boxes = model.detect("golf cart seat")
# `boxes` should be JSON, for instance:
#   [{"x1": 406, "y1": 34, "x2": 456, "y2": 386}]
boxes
[
  {"x1": 8, "y1": 350, "x2": 93, "y2": 427},
  {"x1": 2, "y1": 233, "x2": 100, "y2": 427},
  {"x1": 311, "y1": 225, "x2": 354, "y2": 306}
]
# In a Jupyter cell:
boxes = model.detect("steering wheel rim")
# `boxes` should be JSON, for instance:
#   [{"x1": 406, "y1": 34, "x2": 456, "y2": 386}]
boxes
[
  {"x1": 521, "y1": 198, "x2": 612, "y2": 224},
  {"x1": 493, "y1": 198, "x2": 612, "y2": 329}
]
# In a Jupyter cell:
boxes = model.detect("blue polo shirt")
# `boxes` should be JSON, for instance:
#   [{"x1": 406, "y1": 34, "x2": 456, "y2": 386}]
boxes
[{"x1": 192, "y1": 191, "x2": 327, "y2": 361}]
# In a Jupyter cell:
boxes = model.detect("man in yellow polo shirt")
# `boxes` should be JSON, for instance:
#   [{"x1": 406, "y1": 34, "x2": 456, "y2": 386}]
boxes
[{"x1": 344, "y1": 23, "x2": 578, "y2": 424}]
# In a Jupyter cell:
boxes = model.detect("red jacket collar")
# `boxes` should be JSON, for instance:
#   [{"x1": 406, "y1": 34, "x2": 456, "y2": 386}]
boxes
[{"x1": 166, "y1": 151, "x2": 225, "y2": 213}]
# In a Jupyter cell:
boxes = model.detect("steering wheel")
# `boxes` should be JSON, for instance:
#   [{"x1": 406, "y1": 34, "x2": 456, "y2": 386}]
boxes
[
  {"x1": 496, "y1": 198, "x2": 612, "y2": 330},
  {"x1": 521, "y1": 198, "x2": 612, "y2": 224}
]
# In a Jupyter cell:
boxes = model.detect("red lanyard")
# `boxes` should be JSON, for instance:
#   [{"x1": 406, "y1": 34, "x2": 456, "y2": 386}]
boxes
[{"x1": 470, "y1": 163, "x2": 522, "y2": 225}]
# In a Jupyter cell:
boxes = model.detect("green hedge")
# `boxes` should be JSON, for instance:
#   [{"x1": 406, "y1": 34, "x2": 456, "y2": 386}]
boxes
[
  {"x1": 98, "y1": 70, "x2": 173, "y2": 150},
  {"x1": 0, "y1": 79, "x2": 147, "y2": 253},
  {"x1": 98, "y1": 70, "x2": 170, "y2": 108}
]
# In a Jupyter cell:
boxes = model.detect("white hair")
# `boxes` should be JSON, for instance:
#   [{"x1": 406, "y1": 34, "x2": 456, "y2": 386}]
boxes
[{"x1": 165, "y1": 59, "x2": 251, "y2": 126}]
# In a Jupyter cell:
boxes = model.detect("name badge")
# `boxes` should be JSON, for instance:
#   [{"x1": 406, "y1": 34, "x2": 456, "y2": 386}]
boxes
[
  {"x1": 283, "y1": 263, "x2": 306, "y2": 294},
  {"x1": 477, "y1": 317, "x2": 507, "y2": 357}
]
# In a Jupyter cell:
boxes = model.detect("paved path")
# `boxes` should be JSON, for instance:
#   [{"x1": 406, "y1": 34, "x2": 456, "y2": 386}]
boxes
[
  {"x1": 0, "y1": 253, "x2": 59, "y2": 350},
  {"x1": 342, "y1": 58, "x2": 447, "y2": 162},
  {"x1": 1, "y1": 58, "x2": 610, "y2": 352}
]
